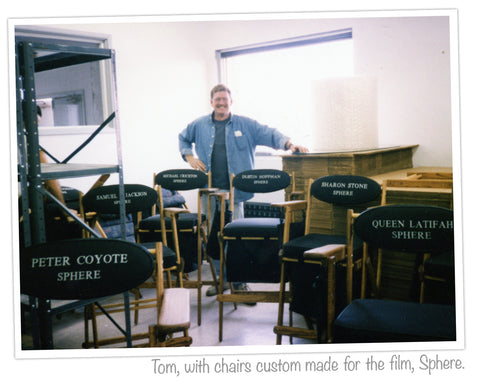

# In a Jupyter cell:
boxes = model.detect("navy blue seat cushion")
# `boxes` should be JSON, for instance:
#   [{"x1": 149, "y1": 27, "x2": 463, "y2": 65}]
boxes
[
  {"x1": 138, "y1": 212, "x2": 204, "y2": 231},
  {"x1": 140, "y1": 242, "x2": 178, "y2": 269},
  {"x1": 223, "y1": 217, "x2": 282, "y2": 237},
  {"x1": 334, "y1": 299, "x2": 456, "y2": 343},
  {"x1": 138, "y1": 213, "x2": 204, "y2": 273}
]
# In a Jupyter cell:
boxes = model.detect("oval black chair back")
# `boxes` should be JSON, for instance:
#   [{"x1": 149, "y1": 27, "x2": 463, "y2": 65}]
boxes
[
  {"x1": 155, "y1": 169, "x2": 208, "y2": 191},
  {"x1": 20, "y1": 238, "x2": 154, "y2": 300},
  {"x1": 82, "y1": 184, "x2": 158, "y2": 215},
  {"x1": 333, "y1": 204, "x2": 456, "y2": 343},
  {"x1": 354, "y1": 204, "x2": 454, "y2": 253},
  {"x1": 232, "y1": 169, "x2": 291, "y2": 193},
  {"x1": 311, "y1": 175, "x2": 382, "y2": 206}
]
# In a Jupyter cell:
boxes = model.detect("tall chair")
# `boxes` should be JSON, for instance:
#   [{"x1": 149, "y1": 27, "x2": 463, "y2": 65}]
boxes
[
  {"x1": 20, "y1": 238, "x2": 155, "y2": 348},
  {"x1": 216, "y1": 169, "x2": 306, "y2": 342},
  {"x1": 138, "y1": 172, "x2": 202, "y2": 274},
  {"x1": 333, "y1": 204, "x2": 456, "y2": 343},
  {"x1": 80, "y1": 183, "x2": 181, "y2": 348},
  {"x1": 148, "y1": 242, "x2": 192, "y2": 347},
  {"x1": 139, "y1": 169, "x2": 218, "y2": 325},
  {"x1": 274, "y1": 175, "x2": 382, "y2": 344},
  {"x1": 380, "y1": 174, "x2": 454, "y2": 303}
]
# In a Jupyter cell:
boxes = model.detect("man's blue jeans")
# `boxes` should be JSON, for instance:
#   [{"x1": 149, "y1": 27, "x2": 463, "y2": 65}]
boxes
[{"x1": 201, "y1": 191, "x2": 244, "y2": 287}]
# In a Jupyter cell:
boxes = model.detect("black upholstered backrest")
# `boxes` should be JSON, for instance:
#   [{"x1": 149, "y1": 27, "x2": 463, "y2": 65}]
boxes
[
  {"x1": 20, "y1": 238, "x2": 154, "y2": 300},
  {"x1": 354, "y1": 204, "x2": 454, "y2": 253},
  {"x1": 155, "y1": 169, "x2": 208, "y2": 191},
  {"x1": 82, "y1": 184, "x2": 158, "y2": 214},
  {"x1": 311, "y1": 175, "x2": 382, "y2": 206},
  {"x1": 232, "y1": 169, "x2": 290, "y2": 193}
]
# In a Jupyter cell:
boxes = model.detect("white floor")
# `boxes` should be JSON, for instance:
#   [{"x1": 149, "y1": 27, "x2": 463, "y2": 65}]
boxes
[{"x1": 21, "y1": 263, "x2": 316, "y2": 350}]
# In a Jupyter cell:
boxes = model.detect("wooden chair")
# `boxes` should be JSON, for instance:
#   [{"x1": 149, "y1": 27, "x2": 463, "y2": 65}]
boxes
[
  {"x1": 215, "y1": 169, "x2": 306, "y2": 342},
  {"x1": 333, "y1": 204, "x2": 456, "y2": 343},
  {"x1": 149, "y1": 242, "x2": 192, "y2": 347},
  {"x1": 274, "y1": 175, "x2": 382, "y2": 344},
  {"x1": 80, "y1": 184, "x2": 181, "y2": 348},
  {"x1": 20, "y1": 238, "x2": 156, "y2": 349},
  {"x1": 380, "y1": 174, "x2": 454, "y2": 303},
  {"x1": 138, "y1": 169, "x2": 219, "y2": 325}
]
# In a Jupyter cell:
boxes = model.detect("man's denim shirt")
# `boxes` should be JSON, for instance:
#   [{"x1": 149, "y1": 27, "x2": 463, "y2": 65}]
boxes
[{"x1": 179, "y1": 113, "x2": 290, "y2": 202}]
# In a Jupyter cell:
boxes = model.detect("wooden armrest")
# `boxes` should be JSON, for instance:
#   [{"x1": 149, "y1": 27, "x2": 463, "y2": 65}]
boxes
[
  {"x1": 199, "y1": 188, "x2": 219, "y2": 196},
  {"x1": 303, "y1": 244, "x2": 346, "y2": 262},
  {"x1": 164, "y1": 207, "x2": 190, "y2": 218},
  {"x1": 210, "y1": 191, "x2": 230, "y2": 200},
  {"x1": 157, "y1": 288, "x2": 191, "y2": 332},
  {"x1": 272, "y1": 200, "x2": 308, "y2": 211}
]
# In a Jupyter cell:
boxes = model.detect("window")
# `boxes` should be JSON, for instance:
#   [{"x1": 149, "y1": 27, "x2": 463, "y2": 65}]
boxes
[
  {"x1": 216, "y1": 28, "x2": 353, "y2": 152},
  {"x1": 15, "y1": 26, "x2": 113, "y2": 135}
]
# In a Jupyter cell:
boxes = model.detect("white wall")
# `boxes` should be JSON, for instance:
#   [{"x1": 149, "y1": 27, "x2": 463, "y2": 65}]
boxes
[{"x1": 39, "y1": 14, "x2": 454, "y2": 208}]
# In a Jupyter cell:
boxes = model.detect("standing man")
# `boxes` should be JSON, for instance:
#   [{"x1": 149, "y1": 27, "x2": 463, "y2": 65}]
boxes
[{"x1": 179, "y1": 84, "x2": 308, "y2": 296}]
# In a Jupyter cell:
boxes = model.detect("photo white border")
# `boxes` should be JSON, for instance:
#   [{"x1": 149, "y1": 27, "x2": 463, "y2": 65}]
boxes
[{"x1": 4, "y1": 1, "x2": 476, "y2": 380}]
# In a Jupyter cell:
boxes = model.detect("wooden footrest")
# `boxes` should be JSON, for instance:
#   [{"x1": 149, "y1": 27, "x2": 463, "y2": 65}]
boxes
[
  {"x1": 157, "y1": 288, "x2": 191, "y2": 332},
  {"x1": 273, "y1": 325, "x2": 317, "y2": 340},
  {"x1": 217, "y1": 291, "x2": 280, "y2": 303}
]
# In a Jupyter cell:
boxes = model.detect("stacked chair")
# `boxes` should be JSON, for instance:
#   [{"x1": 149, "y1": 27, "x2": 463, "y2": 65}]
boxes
[
  {"x1": 333, "y1": 204, "x2": 456, "y2": 342},
  {"x1": 380, "y1": 170, "x2": 453, "y2": 208},
  {"x1": 138, "y1": 169, "x2": 219, "y2": 325},
  {"x1": 80, "y1": 183, "x2": 187, "y2": 348},
  {"x1": 274, "y1": 175, "x2": 382, "y2": 344}
]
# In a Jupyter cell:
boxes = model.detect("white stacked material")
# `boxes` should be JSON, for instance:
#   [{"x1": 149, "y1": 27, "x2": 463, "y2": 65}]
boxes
[{"x1": 310, "y1": 76, "x2": 378, "y2": 152}]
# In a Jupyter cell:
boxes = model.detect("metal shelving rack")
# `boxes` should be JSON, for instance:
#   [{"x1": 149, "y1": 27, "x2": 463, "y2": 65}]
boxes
[{"x1": 16, "y1": 40, "x2": 130, "y2": 349}]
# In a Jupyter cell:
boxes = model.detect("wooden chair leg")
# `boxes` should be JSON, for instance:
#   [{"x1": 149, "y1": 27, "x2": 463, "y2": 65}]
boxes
[
  {"x1": 207, "y1": 255, "x2": 220, "y2": 294},
  {"x1": 218, "y1": 257, "x2": 224, "y2": 341},
  {"x1": 229, "y1": 282, "x2": 237, "y2": 310},
  {"x1": 325, "y1": 257, "x2": 336, "y2": 343},
  {"x1": 289, "y1": 311, "x2": 294, "y2": 344},
  {"x1": 218, "y1": 237, "x2": 225, "y2": 341},
  {"x1": 148, "y1": 325, "x2": 156, "y2": 347},
  {"x1": 276, "y1": 261, "x2": 287, "y2": 345},
  {"x1": 84, "y1": 303, "x2": 99, "y2": 348},
  {"x1": 219, "y1": 300, "x2": 223, "y2": 342},
  {"x1": 165, "y1": 270, "x2": 172, "y2": 288},
  {"x1": 197, "y1": 284, "x2": 202, "y2": 326},
  {"x1": 83, "y1": 304, "x2": 92, "y2": 348},
  {"x1": 133, "y1": 288, "x2": 141, "y2": 325}
]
